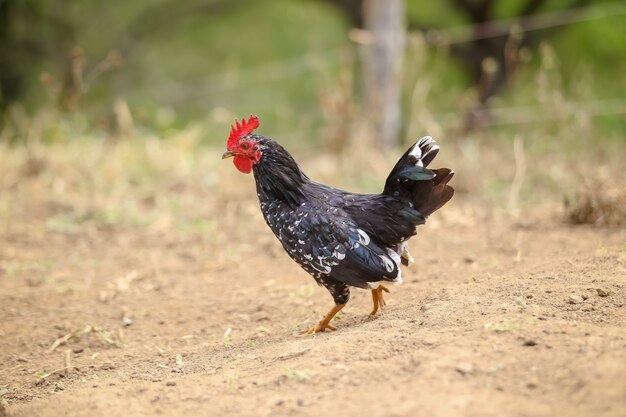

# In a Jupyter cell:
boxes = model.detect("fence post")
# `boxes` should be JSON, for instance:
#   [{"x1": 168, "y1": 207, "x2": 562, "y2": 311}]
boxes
[{"x1": 363, "y1": 0, "x2": 405, "y2": 149}]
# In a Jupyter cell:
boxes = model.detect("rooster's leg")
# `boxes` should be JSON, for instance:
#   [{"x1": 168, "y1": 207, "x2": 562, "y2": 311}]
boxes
[
  {"x1": 301, "y1": 304, "x2": 346, "y2": 336},
  {"x1": 370, "y1": 285, "x2": 390, "y2": 316}
]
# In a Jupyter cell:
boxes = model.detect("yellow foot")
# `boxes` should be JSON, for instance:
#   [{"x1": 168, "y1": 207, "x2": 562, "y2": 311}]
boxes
[
  {"x1": 299, "y1": 304, "x2": 345, "y2": 336},
  {"x1": 370, "y1": 285, "x2": 390, "y2": 316},
  {"x1": 301, "y1": 321, "x2": 337, "y2": 336}
]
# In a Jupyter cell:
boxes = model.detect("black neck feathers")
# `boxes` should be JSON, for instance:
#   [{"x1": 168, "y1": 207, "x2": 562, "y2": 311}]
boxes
[{"x1": 253, "y1": 138, "x2": 309, "y2": 206}]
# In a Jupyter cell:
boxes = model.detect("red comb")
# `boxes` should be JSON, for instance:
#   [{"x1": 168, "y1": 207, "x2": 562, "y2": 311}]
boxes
[{"x1": 227, "y1": 115, "x2": 260, "y2": 148}]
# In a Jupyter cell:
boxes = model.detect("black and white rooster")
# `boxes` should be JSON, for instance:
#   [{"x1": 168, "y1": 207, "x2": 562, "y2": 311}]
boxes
[{"x1": 222, "y1": 115, "x2": 454, "y2": 335}]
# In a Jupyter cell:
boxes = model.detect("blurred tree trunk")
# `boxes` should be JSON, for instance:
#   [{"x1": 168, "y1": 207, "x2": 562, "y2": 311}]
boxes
[
  {"x1": 0, "y1": 0, "x2": 22, "y2": 111},
  {"x1": 362, "y1": 0, "x2": 405, "y2": 149},
  {"x1": 327, "y1": 0, "x2": 591, "y2": 133}
]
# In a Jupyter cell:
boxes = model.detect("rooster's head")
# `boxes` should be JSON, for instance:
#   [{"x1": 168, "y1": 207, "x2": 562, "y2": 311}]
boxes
[{"x1": 222, "y1": 115, "x2": 264, "y2": 174}]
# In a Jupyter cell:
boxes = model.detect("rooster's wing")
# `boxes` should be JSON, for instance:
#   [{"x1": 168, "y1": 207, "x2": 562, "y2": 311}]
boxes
[{"x1": 276, "y1": 202, "x2": 402, "y2": 289}]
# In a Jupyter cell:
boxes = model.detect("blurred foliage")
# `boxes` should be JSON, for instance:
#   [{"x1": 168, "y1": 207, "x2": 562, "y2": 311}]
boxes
[{"x1": 0, "y1": 0, "x2": 624, "y2": 147}]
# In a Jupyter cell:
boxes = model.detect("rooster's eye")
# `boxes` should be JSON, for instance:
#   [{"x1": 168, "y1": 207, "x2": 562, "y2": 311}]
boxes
[{"x1": 241, "y1": 143, "x2": 250, "y2": 150}]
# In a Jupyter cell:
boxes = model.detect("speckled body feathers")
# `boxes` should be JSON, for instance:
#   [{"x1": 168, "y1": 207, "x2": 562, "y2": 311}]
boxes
[{"x1": 250, "y1": 135, "x2": 454, "y2": 306}]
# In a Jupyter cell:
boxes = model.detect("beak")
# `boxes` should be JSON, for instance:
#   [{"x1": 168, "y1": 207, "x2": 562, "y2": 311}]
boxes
[{"x1": 222, "y1": 150, "x2": 235, "y2": 159}]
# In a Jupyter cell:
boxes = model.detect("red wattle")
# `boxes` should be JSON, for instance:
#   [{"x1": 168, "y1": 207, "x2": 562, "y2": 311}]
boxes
[{"x1": 234, "y1": 155, "x2": 253, "y2": 174}]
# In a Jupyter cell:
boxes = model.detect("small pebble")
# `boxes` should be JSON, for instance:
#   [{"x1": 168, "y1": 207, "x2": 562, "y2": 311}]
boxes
[
  {"x1": 526, "y1": 380, "x2": 539, "y2": 389},
  {"x1": 0, "y1": 399, "x2": 10, "y2": 417},
  {"x1": 596, "y1": 288, "x2": 611, "y2": 297},
  {"x1": 253, "y1": 312, "x2": 270, "y2": 322},
  {"x1": 165, "y1": 381, "x2": 176, "y2": 386},
  {"x1": 422, "y1": 335, "x2": 439, "y2": 346},
  {"x1": 568, "y1": 295, "x2": 584, "y2": 304},
  {"x1": 100, "y1": 362, "x2": 115, "y2": 370},
  {"x1": 522, "y1": 339, "x2": 538, "y2": 347},
  {"x1": 456, "y1": 362, "x2": 474, "y2": 375}
]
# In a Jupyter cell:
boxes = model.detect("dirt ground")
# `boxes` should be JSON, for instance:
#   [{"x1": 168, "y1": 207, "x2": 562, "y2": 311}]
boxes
[{"x1": 1, "y1": 146, "x2": 625, "y2": 417}]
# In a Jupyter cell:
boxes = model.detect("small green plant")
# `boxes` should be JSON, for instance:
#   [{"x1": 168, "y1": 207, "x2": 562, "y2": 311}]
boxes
[
  {"x1": 35, "y1": 370, "x2": 49, "y2": 384},
  {"x1": 222, "y1": 328, "x2": 233, "y2": 346},
  {"x1": 175, "y1": 354, "x2": 184, "y2": 366},
  {"x1": 0, "y1": 261, "x2": 20, "y2": 277},
  {"x1": 93, "y1": 327, "x2": 124, "y2": 348},
  {"x1": 281, "y1": 366, "x2": 311, "y2": 382},
  {"x1": 289, "y1": 284, "x2": 316, "y2": 298}
]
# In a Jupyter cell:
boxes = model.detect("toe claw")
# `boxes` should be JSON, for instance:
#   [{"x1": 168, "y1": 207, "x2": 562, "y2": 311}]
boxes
[
  {"x1": 300, "y1": 322, "x2": 336, "y2": 336},
  {"x1": 300, "y1": 304, "x2": 345, "y2": 336}
]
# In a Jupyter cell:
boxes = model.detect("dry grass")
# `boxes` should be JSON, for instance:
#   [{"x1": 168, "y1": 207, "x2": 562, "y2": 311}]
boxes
[
  {"x1": 1, "y1": 35, "x2": 624, "y2": 225},
  {"x1": 1, "y1": 126, "x2": 624, "y2": 234},
  {"x1": 565, "y1": 182, "x2": 626, "y2": 227}
]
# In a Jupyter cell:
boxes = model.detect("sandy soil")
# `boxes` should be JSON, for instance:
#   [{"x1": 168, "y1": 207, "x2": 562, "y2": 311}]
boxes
[{"x1": 1, "y1": 188, "x2": 624, "y2": 417}]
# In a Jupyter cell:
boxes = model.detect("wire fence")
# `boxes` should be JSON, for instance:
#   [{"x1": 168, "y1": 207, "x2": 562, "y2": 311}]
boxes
[
  {"x1": 424, "y1": 1, "x2": 626, "y2": 46},
  {"x1": 118, "y1": 2, "x2": 626, "y2": 128},
  {"x1": 271, "y1": 98, "x2": 626, "y2": 140}
]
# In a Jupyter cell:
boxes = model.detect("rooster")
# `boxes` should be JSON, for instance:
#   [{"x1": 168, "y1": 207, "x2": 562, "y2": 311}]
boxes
[{"x1": 222, "y1": 115, "x2": 454, "y2": 335}]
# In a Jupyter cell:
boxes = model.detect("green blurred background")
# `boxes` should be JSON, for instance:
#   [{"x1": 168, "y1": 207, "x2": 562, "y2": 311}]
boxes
[{"x1": 0, "y1": 0, "x2": 625, "y2": 149}]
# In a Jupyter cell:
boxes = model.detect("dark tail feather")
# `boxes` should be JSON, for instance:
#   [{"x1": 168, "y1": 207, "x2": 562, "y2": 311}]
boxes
[
  {"x1": 414, "y1": 168, "x2": 455, "y2": 217},
  {"x1": 384, "y1": 137, "x2": 454, "y2": 219}
]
